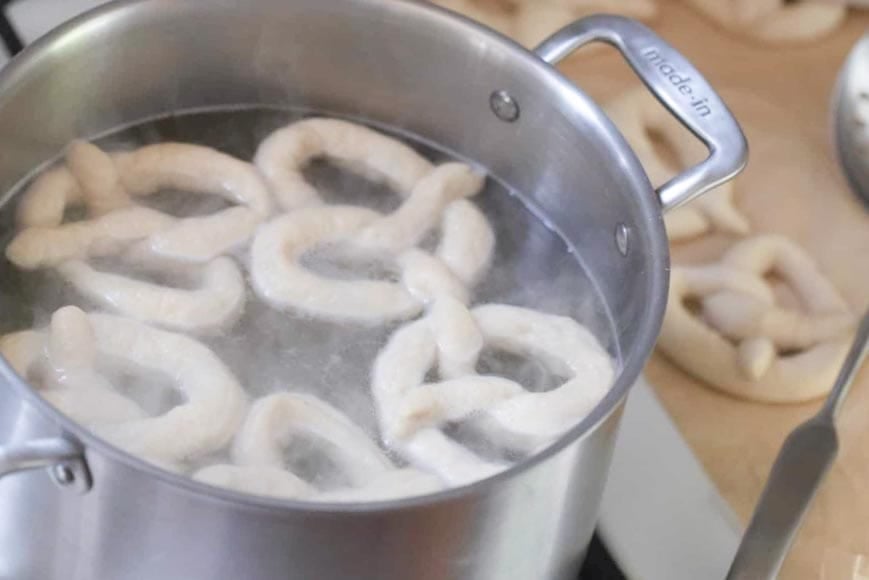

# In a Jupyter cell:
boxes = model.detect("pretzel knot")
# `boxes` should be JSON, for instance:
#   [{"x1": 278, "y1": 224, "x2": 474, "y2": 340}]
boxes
[
  {"x1": 5, "y1": 141, "x2": 269, "y2": 332},
  {"x1": 683, "y1": 0, "x2": 845, "y2": 45},
  {"x1": 606, "y1": 87, "x2": 750, "y2": 242},
  {"x1": 0, "y1": 306, "x2": 248, "y2": 467},
  {"x1": 251, "y1": 119, "x2": 495, "y2": 324},
  {"x1": 658, "y1": 235, "x2": 856, "y2": 403},
  {"x1": 372, "y1": 299, "x2": 614, "y2": 485},
  {"x1": 194, "y1": 393, "x2": 442, "y2": 502}
]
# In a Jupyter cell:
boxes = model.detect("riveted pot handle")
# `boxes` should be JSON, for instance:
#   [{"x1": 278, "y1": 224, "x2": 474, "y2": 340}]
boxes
[
  {"x1": 534, "y1": 14, "x2": 748, "y2": 212},
  {"x1": 0, "y1": 437, "x2": 91, "y2": 494}
]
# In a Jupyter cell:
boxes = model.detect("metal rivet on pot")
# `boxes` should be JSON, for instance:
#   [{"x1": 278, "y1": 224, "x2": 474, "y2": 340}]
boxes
[
  {"x1": 53, "y1": 464, "x2": 75, "y2": 486},
  {"x1": 490, "y1": 90, "x2": 520, "y2": 122},
  {"x1": 615, "y1": 223, "x2": 630, "y2": 256}
]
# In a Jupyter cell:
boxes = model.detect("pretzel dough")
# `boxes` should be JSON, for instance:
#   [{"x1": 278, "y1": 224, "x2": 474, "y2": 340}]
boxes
[
  {"x1": 435, "y1": 199, "x2": 496, "y2": 286},
  {"x1": 351, "y1": 163, "x2": 485, "y2": 255},
  {"x1": 433, "y1": 0, "x2": 657, "y2": 48},
  {"x1": 232, "y1": 392, "x2": 393, "y2": 486},
  {"x1": 254, "y1": 117, "x2": 434, "y2": 210},
  {"x1": 15, "y1": 166, "x2": 82, "y2": 228},
  {"x1": 57, "y1": 257, "x2": 246, "y2": 333},
  {"x1": 372, "y1": 316, "x2": 506, "y2": 484},
  {"x1": 252, "y1": 118, "x2": 492, "y2": 324},
  {"x1": 192, "y1": 392, "x2": 445, "y2": 502},
  {"x1": 5, "y1": 206, "x2": 175, "y2": 270},
  {"x1": 681, "y1": 0, "x2": 846, "y2": 45},
  {"x1": 0, "y1": 309, "x2": 147, "y2": 426},
  {"x1": 657, "y1": 235, "x2": 855, "y2": 402},
  {"x1": 606, "y1": 87, "x2": 750, "y2": 242},
  {"x1": 513, "y1": 0, "x2": 657, "y2": 47},
  {"x1": 66, "y1": 141, "x2": 131, "y2": 216},
  {"x1": 250, "y1": 206, "x2": 422, "y2": 323},
  {"x1": 0, "y1": 307, "x2": 248, "y2": 464},
  {"x1": 372, "y1": 302, "x2": 613, "y2": 483},
  {"x1": 250, "y1": 198, "x2": 491, "y2": 324},
  {"x1": 7, "y1": 141, "x2": 271, "y2": 268}
]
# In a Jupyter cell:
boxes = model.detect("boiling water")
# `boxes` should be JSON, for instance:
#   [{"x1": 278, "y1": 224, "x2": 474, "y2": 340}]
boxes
[{"x1": 0, "y1": 109, "x2": 617, "y2": 485}]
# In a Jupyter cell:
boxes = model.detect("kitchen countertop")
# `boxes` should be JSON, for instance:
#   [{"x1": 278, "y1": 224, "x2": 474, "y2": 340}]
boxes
[{"x1": 558, "y1": 3, "x2": 869, "y2": 578}]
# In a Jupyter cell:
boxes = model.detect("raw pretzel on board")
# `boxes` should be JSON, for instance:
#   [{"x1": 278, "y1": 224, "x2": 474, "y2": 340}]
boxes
[
  {"x1": 680, "y1": 0, "x2": 846, "y2": 45},
  {"x1": 657, "y1": 235, "x2": 855, "y2": 403}
]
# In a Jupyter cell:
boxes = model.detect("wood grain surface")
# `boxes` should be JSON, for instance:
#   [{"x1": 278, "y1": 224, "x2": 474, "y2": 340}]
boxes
[{"x1": 551, "y1": 3, "x2": 869, "y2": 578}]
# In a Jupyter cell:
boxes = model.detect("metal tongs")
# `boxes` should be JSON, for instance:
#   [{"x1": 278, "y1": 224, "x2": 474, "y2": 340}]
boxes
[{"x1": 725, "y1": 311, "x2": 869, "y2": 579}]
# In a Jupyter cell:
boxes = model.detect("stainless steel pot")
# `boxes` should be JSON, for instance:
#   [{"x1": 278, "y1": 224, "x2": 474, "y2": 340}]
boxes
[{"x1": 0, "y1": 2, "x2": 747, "y2": 579}]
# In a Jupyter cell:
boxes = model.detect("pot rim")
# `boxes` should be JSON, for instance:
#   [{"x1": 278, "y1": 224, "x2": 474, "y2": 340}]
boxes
[{"x1": 0, "y1": 0, "x2": 669, "y2": 514}]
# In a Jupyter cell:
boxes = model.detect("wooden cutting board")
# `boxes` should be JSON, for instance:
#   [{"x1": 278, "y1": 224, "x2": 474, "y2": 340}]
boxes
[{"x1": 552, "y1": 3, "x2": 869, "y2": 578}]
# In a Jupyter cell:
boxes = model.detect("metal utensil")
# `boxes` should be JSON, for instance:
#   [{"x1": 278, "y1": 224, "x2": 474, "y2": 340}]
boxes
[
  {"x1": 726, "y1": 310, "x2": 869, "y2": 580},
  {"x1": 833, "y1": 33, "x2": 869, "y2": 207}
]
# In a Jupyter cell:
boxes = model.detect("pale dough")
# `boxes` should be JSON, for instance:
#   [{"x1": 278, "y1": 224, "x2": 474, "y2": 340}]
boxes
[
  {"x1": 658, "y1": 235, "x2": 856, "y2": 403},
  {"x1": 681, "y1": 0, "x2": 846, "y2": 45},
  {"x1": 0, "y1": 306, "x2": 248, "y2": 464},
  {"x1": 372, "y1": 302, "x2": 614, "y2": 482}
]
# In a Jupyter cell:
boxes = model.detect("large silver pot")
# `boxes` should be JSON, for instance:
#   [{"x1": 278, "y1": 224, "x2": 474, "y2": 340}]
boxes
[{"x1": 0, "y1": 1, "x2": 747, "y2": 579}]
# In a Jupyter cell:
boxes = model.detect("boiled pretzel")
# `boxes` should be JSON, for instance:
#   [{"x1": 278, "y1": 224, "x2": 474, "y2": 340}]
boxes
[
  {"x1": 194, "y1": 392, "x2": 443, "y2": 502},
  {"x1": 372, "y1": 315, "x2": 506, "y2": 484},
  {"x1": 232, "y1": 392, "x2": 393, "y2": 484},
  {"x1": 0, "y1": 309, "x2": 147, "y2": 426},
  {"x1": 250, "y1": 198, "x2": 491, "y2": 324},
  {"x1": 57, "y1": 256, "x2": 246, "y2": 333},
  {"x1": 372, "y1": 301, "x2": 613, "y2": 484},
  {"x1": 0, "y1": 306, "x2": 248, "y2": 464},
  {"x1": 682, "y1": 0, "x2": 846, "y2": 45},
  {"x1": 6, "y1": 206, "x2": 175, "y2": 270},
  {"x1": 350, "y1": 163, "x2": 486, "y2": 256},
  {"x1": 658, "y1": 235, "x2": 856, "y2": 403},
  {"x1": 605, "y1": 87, "x2": 749, "y2": 242},
  {"x1": 251, "y1": 206, "x2": 422, "y2": 323},
  {"x1": 7, "y1": 141, "x2": 264, "y2": 332},
  {"x1": 7, "y1": 140, "x2": 271, "y2": 269},
  {"x1": 254, "y1": 118, "x2": 490, "y2": 261},
  {"x1": 254, "y1": 117, "x2": 435, "y2": 210},
  {"x1": 113, "y1": 142, "x2": 271, "y2": 263}
]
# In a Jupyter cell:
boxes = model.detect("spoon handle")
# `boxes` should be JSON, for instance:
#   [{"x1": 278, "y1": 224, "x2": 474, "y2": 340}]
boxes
[
  {"x1": 726, "y1": 309, "x2": 869, "y2": 580},
  {"x1": 820, "y1": 310, "x2": 869, "y2": 420}
]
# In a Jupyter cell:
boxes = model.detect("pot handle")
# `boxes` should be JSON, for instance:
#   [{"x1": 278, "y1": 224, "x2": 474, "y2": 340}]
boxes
[
  {"x1": 0, "y1": 437, "x2": 91, "y2": 494},
  {"x1": 534, "y1": 14, "x2": 748, "y2": 212}
]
